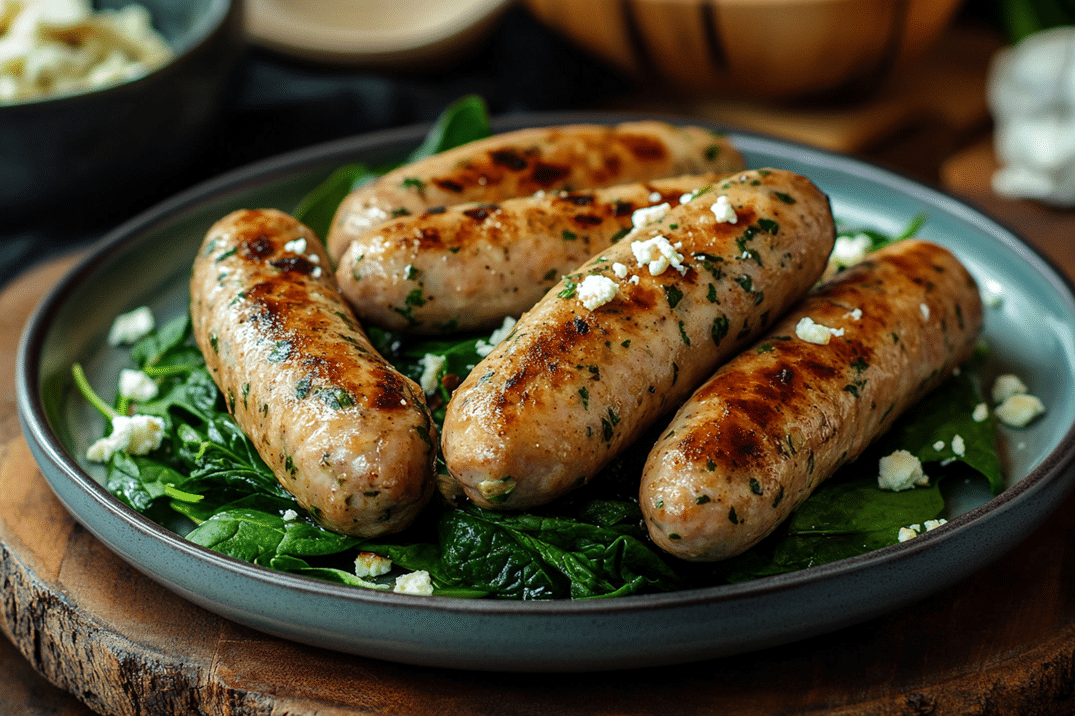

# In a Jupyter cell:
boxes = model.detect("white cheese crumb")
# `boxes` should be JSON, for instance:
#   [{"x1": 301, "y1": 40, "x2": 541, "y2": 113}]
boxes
[
  {"x1": 631, "y1": 203, "x2": 670, "y2": 229},
  {"x1": 282, "y1": 509, "x2": 298, "y2": 521},
  {"x1": 924, "y1": 518, "x2": 947, "y2": 531},
  {"x1": 992, "y1": 373, "x2": 1029, "y2": 403},
  {"x1": 846, "y1": 308, "x2": 863, "y2": 321},
  {"x1": 475, "y1": 316, "x2": 517, "y2": 357},
  {"x1": 710, "y1": 195, "x2": 737, "y2": 224},
  {"x1": 648, "y1": 191, "x2": 662, "y2": 202},
  {"x1": 972, "y1": 402, "x2": 989, "y2": 422},
  {"x1": 679, "y1": 192, "x2": 695, "y2": 204},
  {"x1": 996, "y1": 393, "x2": 1046, "y2": 427},
  {"x1": 417, "y1": 353, "x2": 446, "y2": 395},
  {"x1": 631, "y1": 235, "x2": 686, "y2": 275},
  {"x1": 899, "y1": 518, "x2": 948, "y2": 542},
  {"x1": 878, "y1": 449, "x2": 929, "y2": 491},
  {"x1": 629, "y1": 275, "x2": 640, "y2": 285},
  {"x1": 284, "y1": 238, "x2": 307, "y2": 254},
  {"x1": 118, "y1": 369, "x2": 158, "y2": 402},
  {"x1": 951, "y1": 434, "x2": 966, "y2": 456},
  {"x1": 898, "y1": 527, "x2": 919, "y2": 542},
  {"x1": 312, "y1": 267, "x2": 322, "y2": 278},
  {"x1": 933, "y1": 440, "x2": 945, "y2": 451},
  {"x1": 393, "y1": 570, "x2": 434, "y2": 595},
  {"x1": 86, "y1": 414, "x2": 165, "y2": 463},
  {"x1": 577, "y1": 275, "x2": 619, "y2": 310},
  {"x1": 355, "y1": 552, "x2": 393, "y2": 578},
  {"x1": 794, "y1": 316, "x2": 844, "y2": 345},
  {"x1": 107, "y1": 306, "x2": 154, "y2": 346},
  {"x1": 612, "y1": 262, "x2": 628, "y2": 279},
  {"x1": 833, "y1": 234, "x2": 872, "y2": 266},
  {"x1": 920, "y1": 303, "x2": 930, "y2": 320}
]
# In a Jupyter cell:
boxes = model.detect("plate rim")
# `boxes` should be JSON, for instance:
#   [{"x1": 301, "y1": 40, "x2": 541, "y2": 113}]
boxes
[{"x1": 16, "y1": 111, "x2": 1075, "y2": 622}]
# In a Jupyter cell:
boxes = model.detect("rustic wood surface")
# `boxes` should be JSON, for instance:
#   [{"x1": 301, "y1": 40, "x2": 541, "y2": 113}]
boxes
[{"x1": 2, "y1": 141, "x2": 1075, "y2": 715}]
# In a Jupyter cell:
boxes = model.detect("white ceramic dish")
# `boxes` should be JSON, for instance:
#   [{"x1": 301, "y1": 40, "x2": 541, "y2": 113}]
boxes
[
  {"x1": 17, "y1": 113, "x2": 1075, "y2": 672},
  {"x1": 244, "y1": 0, "x2": 513, "y2": 67}
]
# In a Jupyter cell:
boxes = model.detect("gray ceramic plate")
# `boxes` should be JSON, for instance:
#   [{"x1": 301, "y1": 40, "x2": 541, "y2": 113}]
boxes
[{"x1": 17, "y1": 114, "x2": 1075, "y2": 672}]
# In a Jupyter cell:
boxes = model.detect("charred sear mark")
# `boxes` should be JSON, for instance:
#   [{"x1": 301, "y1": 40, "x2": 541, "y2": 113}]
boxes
[
  {"x1": 613, "y1": 200, "x2": 634, "y2": 217},
  {"x1": 415, "y1": 226, "x2": 443, "y2": 249},
  {"x1": 463, "y1": 206, "x2": 495, "y2": 222},
  {"x1": 240, "y1": 235, "x2": 276, "y2": 261},
  {"x1": 561, "y1": 193, "x2": 595, "y2": 206},
  {"x1": 532, "y1": 162, "x2": 570, "y2": 186},
  {"x1": 490, "y1": 149, "x2": 528, "y2": 171},
  {"x1": 573, "y1": 214, "x2": 604, "y2": 227},
  {"x1": 620, "y1": 134, "x2": 668, "y2": 162},
  {"x1": 434, "y1": 178, "x2": 464, "y2": 193},
  {"x1": 269, "y1": 255, "x2": 317, "y2": 275},
  {"x1": 370, "y1": 367, "x2": 413, "y2": 411}
]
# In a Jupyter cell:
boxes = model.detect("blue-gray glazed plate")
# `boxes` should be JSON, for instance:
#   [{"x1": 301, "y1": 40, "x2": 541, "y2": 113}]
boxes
[{"x1": 17, "y1": 113, "x2": 1075, "y2": 672}]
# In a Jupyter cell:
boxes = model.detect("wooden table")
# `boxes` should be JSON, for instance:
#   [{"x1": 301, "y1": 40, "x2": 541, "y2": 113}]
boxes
[{"x1": 6, "y1": 24, "x2": 1075, "y2": 715}]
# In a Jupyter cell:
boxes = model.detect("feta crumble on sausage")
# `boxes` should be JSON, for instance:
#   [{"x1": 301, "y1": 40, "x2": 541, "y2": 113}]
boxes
[
  {"x1": 710, "y1": 195, "x2": 737, "y2": 224},
  {"x1": 577, "y1": 274, "x2": 619, "y2": 310},
  {"x1": 794, "y1": 316, "x2": 844, "y2": 345},
  {"x1": 631, "y1": 235, "x2": 686, "y2": 275}
]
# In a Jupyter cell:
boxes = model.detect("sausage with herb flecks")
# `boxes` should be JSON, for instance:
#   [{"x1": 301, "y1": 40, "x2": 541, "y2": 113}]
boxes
[
  {"x1": 441, "y1": 169, "x2": 836, "y2": 510},
  {"x1": 326, "y1": 121, "x2": 744, "y2": 262},
  {"x1": 190, "y1": 209, "x2": 437, "y2": 537},
  {"x1": 336, "y1": 173, "x2": 730, "y2": 334},
  {"x1": 641, "y1": 239, "x2": 983, "y2": 562}
]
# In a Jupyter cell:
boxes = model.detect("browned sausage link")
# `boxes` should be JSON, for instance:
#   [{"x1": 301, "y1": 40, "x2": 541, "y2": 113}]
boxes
[
  {"x1": 336, "y1": 173, "x2": 730, "y2": 334},
  {"x1": 189, "y1": 209, "x2": 437, "y2": 537},
  {"x1": 641, "y1": 239, "x2": 984, "y2": 562},
  {"x1": 326, "y1": 121, "x2": 744, "y2": 262},
  {"x1": 441, "y1": 169, "x2": 836, "y2": 510}
]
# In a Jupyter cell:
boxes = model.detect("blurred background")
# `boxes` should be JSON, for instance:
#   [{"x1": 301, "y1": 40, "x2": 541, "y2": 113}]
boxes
[{"x1": 1, "y1": 0, "x2": 1072, "y2": 286}]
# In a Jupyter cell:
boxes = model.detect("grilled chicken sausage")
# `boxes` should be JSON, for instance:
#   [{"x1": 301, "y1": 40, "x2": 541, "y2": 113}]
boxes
[
  {"x1": 641, "y1": 239, "x2": 983, "y2": 562},
  {"x1": 190, "y1": 209, "x2": 437, "y2": 537},
  {"x1": 441, "y1": 169, "x2": 836, "y2": 510},
  {"x1": 326, "y1": 121, "x2": 744, "y2": 262},
  {"x1": 336, "y1": 173, "x2": 732, "y2": 334}
]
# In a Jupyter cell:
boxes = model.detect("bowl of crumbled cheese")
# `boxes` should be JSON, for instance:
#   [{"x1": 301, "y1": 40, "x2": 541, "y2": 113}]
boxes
[{"x1": 0, "y1": 0, "x2": 244, "y2": 225}]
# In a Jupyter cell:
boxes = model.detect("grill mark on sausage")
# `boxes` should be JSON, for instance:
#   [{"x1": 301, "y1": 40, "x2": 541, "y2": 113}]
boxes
[{"x1": 490, "y1": 149, "x2": 529, "y2": 171}]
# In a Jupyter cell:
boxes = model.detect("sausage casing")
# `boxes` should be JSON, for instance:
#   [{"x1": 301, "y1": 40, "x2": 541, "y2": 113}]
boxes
[
  {"x1": 189, "y1": 209, "x2": 437, "y2": 537},
  {"x1": 641, "y1": 239, "x2": 984, "y2": 561},
  {"x1": 336, "y1": 173, "x2": 731, "y2": 334},
  {"x1": 441, "y1": 169, "x2": 836, "y2": 510},
  {"x1": 326, "y1": 121, "x2": 744, "y2": 262}
]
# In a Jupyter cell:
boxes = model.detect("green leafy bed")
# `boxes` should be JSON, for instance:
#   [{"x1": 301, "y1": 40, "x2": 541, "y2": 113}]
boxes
[{"x1": 76, "y1": 96, "x2": 1004, "y2": 600}]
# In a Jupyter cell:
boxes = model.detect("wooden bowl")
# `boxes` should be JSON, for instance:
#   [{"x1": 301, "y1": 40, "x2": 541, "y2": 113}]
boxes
[{"x1": 523, "y1": 0, "x2": 964, "y2": 99}]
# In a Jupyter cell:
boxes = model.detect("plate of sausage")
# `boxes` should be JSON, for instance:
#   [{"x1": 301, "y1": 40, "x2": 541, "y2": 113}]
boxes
[{"x1": 17, "y1": 111, "x2": 1075, "y2": 672}]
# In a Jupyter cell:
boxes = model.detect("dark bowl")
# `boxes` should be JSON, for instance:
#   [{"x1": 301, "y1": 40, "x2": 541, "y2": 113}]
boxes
[{"x1": 0, "y1": 0, "x2": 245, "y2": 228}]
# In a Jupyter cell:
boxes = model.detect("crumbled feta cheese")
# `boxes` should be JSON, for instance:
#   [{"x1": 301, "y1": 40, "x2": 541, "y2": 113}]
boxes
[
  {"x1": 878, "y1": 449, "x2": 929, "y2": 491},
  {"x1": 898, "y1": 527, "x2": 919, "y2": 542},
  {"x1": 710, "y1": 195, "x2": 737, "y2": 224},
  {"x1": 933, "y1": 440, "x2": 946, "y2": 451},
  {"x1": 648, "y1": 191, "x2": 662, "y2": 202},
  {"x1": 107, "y1": 306, "x2": 154, "y2": 346},
  {"x1": 86, "y1": 414, "x2": 165, "y2": 463},
  {"x1": 117, "y1": 369, "x2": 158, "y2": 402},
  {"x1": 992, "y1": 373, "x2": 1028, "y2": 403},
  {"x1": 284, "y1": 238, "x2": 307, "y2": 254},
  {"x1": 973, "y1": 402, "x2": 989, "y2": 422},
  {"x1": 794, "y1": 316, "x2": 844, "y2": 345},
  {"x1": 577, "y1": 275, "x2": 619, "y2": 310},
  {"x1": 475, "y1": 316, "x2": 517, "y2": 357},
  {"x1": 899, "y1": 518, "x2": 947, "y2": 542},
  {"x1": 632, "y1": 203, "x2": 670, "y2": 229},
  {"x1": 612, "y1": 262, "x2": 628, "y2": 279},
  {"x1": 996, "y1": 393, "x2": 1046, "y2": 427},
  {"x1": 920, "y1": 303, "x2": 930, "y2": 320},
  {"x1": 833, "y1": 234, "x2": 872, "y2": 265},
  {"x1": 417, "y1": 353, "x2": 446, "y2": 395},
  {"x1": 629, "y1": 275, "x2": 640, "y2": 285},
  {"x1": 680, "y1": 192, "x2": 695, "y2": 204},
  {"x1": 951, "y1": 434, "x2": 966, "y2": 457},
  {"x1": 393, "y1": 570, "x2": 434, "y2": 595},
  {"x1": 924, "y1": 518, "x2": 947, "y2": 531},
  {"x1": 846, "y1": 308, "x2": 863, "y2": 321},
  {"x1": 282, "y1": 509, "x2": 298, "y2": 521},
  {"x1": 312, "y1": 267, "x2": 322, "y2": 278},
  {"x1": 631, "y1": 235, "x2": 686, "y2": 275},
  {"x1": 355, "y1": 551, "x2": 393, "y2": 578}
]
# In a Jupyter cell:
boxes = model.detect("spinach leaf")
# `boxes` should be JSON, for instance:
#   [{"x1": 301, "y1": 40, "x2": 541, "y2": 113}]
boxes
[
  {"x1": 186, "y1": 507, "x2": 360, "y2": 568},
  {"x1": 406, "y1": 94, "x2": 491, "y2": 162}
]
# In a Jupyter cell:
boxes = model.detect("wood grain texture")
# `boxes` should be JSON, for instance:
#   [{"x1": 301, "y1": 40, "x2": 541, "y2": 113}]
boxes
[{"x1": 3, "y1": 144, "x2": 1075, "y2": 715}]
